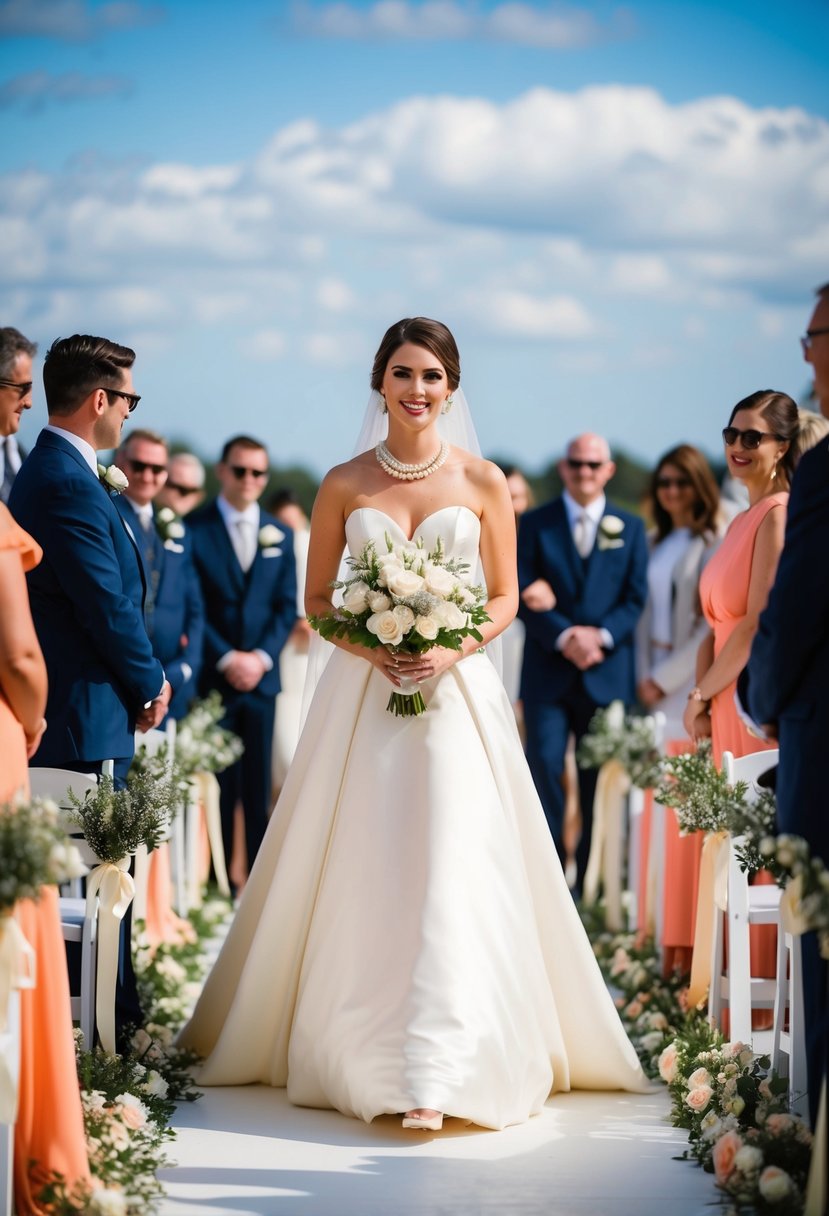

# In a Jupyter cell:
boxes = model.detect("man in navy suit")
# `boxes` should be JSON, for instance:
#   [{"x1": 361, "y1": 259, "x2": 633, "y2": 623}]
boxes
[
  {"x1": 9, "y1": 334, "x2": 170, "y2": 1042},
  {"x1": 189, "y1": 435, "x2": 297, "y2": 881},
  {"x1": 517, "y1": 433, "x2": 648, "y2": 895},
  {"x1": 114, "y1": 428, "x2": 204, "y2": 719},
  {"x1": 0, "y1": 327, "x2": 36, "y2": 504},
  {"x1": 748, "y1": 281, "x2": 829, "y2": 1125}
]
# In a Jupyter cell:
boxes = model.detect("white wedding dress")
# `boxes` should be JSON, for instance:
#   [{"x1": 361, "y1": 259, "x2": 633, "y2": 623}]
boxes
[{"x1": 179, "y1": 506, "x2": 647, "y2": 1128}]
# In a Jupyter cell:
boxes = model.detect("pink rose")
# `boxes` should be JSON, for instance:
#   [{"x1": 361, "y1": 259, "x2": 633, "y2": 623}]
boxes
[
  {"x1": 658, "y1": 1043, "x2": 679, "y2": 1084},
  {"x1": 765, "y1": 1114, "x2": 793, "y2": 1137},
  {"x1": 713, "y1": 1130, "x2": 743, "y2": 1184},
  {"x1": 685, "y1": 1085, "x2": 714, "y2": 1113}
]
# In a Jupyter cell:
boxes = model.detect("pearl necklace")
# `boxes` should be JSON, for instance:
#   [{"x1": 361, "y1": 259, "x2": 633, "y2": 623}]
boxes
[{"x1": 375, "y1": 440, "x2": 449, "y2": 481}]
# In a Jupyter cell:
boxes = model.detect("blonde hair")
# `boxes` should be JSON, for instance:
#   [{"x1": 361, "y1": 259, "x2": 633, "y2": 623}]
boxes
[{"x1": 791, "y1": 409, "x2": 829, "y2": 468}]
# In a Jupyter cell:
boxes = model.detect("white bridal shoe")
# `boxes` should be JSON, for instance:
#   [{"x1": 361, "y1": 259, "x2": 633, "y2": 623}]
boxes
[{"x1": 402, "y1": 1109, "x2": 444, "y2": 1131}]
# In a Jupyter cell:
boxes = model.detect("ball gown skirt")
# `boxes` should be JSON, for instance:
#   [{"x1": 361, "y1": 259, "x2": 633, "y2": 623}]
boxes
[{"x1": 179, "y1": 506, "x2": 647, "y2": 1128}]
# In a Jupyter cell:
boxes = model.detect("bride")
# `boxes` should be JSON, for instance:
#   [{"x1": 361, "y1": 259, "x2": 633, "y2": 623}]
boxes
[{"x1": 178, "y1": 317, "x2": 647, "y2": 1130}]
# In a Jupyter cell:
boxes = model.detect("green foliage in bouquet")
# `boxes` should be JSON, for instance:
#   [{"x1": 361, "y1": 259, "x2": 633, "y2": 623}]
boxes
[
  {"x1": 576, "y1": 700, "x2": 663, "y2": 789},
  {"x1": 66, "y1": 772, "x2": 173, "y2": 862},
  {"x1": 758, "y1": 834, "x2": 829, "y2": 959},
  {"x1": 132, "y1": 693, "x2": 244, "y2": 791},
  {"x1": 728, "y1": 785, "x2": 778, "y2": 877},
  {"x1": 310, "y1": 533, "x2": 490, "y2": 716},
  {"x1": 0, "y1": 796, "x2": 87, "y2": 913},
  {"x1": 653, "y1": 740, "x2": 749, "y2": 835}
]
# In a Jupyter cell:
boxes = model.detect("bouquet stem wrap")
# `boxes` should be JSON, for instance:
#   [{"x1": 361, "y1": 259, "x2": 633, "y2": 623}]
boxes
[
  {"x1": 85, "y1": 858, "x2": 134, "y2": 1055},
  {"x1": 388, "y1": 673, "x2": 426, "y2": 717},
  {"x1": 0, "y1": 914, "x2": 35, "y2": 1121}
]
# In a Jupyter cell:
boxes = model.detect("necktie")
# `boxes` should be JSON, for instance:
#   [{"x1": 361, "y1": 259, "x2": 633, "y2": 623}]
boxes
[
  {"x1": 573, "y1": 511, "x2": 592, "y2": 558},
  {"x1": 0, "y1": 437, "x2": 15, "y2": 504},
  {"x1": 235, "y1": 518, "x2": 256, "y2": 572}
]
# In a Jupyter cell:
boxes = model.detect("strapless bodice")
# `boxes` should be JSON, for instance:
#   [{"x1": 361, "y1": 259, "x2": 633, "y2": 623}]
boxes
[{"x1": 345, "y1": 505, "x2": 481, "y2": 564}]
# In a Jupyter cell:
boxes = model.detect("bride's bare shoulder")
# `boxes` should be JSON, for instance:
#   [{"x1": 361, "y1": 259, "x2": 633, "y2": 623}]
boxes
[{"x1": 453, "y1": 450, "x2": 509, "y2": 494}]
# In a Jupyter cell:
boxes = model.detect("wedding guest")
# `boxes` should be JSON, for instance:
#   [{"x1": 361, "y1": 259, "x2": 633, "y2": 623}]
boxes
[
  {"x1": 267, "y1": 489, "x2": 312, "y2": 800},
  {"x1": 496, "y1": 463, "x2": 534, "y2": 714},
  {"x1": 748, "y1": 281, "x2": 829, "y2": 1126},
  {"x1": 518, "y1": 434, "x2": 648, "y2": 896},
  {"x1": 114, "y1": 428, "x2": 204, "y2": 718},
  {"x1": 0, "y1": 326, "x2": 36, "y2": 504},
  {"x1": 155, "y1": 450, "x2": 206, "y2": 516},
  {"x1": 9, "y1": 334, "x2": 169, "y2": 1042},
  {"x1": 635, "y1": 444, "x2": 724, "y2": 970},
  {"x1": 0, "y1": 463, "x2": 90, "y2": 1212},
  {"x1": 189, "y1": 436, "x2": 297, "y2": 884}
]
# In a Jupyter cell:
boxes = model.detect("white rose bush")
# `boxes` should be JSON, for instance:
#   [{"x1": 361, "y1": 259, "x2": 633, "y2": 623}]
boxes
[{"x1": 310, "y1": 532, "x2": 490, "y2": 716}]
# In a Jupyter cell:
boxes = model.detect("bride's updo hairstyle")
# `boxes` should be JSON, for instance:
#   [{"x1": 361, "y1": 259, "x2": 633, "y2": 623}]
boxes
[
  {"x1": 727, "y1": 389, "x2": 799, "y2": 488},
  {"x1": 370, "y1": 318, "x2": 461, "y2": 393}
]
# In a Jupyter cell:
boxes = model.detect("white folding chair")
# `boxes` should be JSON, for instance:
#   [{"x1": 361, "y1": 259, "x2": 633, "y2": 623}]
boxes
[
  {"x1": 28, "y1": 767, "x2": 108, "y2": 1051},
  {"x1": 709, "y1": 750, "x2": 781, "y2": 1048},
  {"x1": 772, "y1": 921, "x2": 808, "y2": 1116},
  {"x1": 0, "y1": 989, "x2": 20, "y2": 1216}
]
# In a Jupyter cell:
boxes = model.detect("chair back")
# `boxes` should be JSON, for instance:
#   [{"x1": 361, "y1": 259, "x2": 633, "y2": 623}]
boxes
[{"x1": 722, "y1": 748, "x2": 779, "y2": 798}]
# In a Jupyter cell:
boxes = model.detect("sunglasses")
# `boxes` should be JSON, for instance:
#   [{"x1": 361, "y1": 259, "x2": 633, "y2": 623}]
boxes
[
  {"x1": 722, "y1": 427, "x2": 782, "y2": 450},
  {"x1": 801, "y1": 326, "x2": 829, "y2": 355},
  {"x1": 127, "y1": 457, "x2": 167, "y2": 477},
  {"x1": 566, "y1": 459, "x2": 604, "y2": 471},
  {"x1": 166, "y1": 481, "x2": 201, "y2": 496},
  {"x1": 656, "y1": 476, "x2": 691, "y2": 490},
  {"x1": 230, "y1": 465, "x2": 268, "y2": 480},
  {"x1": 101, "y1": 387, "x2": 141, "y2": 413},
  {"x1": 0, "y1": 378, "x2": 33, "y2": 399}
]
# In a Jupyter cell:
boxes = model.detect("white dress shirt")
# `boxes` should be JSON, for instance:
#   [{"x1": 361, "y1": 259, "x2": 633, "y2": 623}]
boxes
[
  {"x1": 557, "y1": 491, "x2": 614, "y2": 652},
  {"x1": 215, "y1": 496, "x2": 273, "y2": 674},
  {"x1": 44, "y1": 423, "x2": 98, "y2": 475}
]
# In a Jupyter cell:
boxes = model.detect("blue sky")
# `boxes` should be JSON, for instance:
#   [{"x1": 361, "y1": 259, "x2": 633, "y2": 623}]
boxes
[{"x1": 2, "y1": 0, "x2": 828, "y2": 477}]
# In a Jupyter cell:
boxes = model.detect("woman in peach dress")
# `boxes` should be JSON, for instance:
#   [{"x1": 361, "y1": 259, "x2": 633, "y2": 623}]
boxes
[{"x1": 0, "y1": 500, "x2": 90, "y2": 1212}]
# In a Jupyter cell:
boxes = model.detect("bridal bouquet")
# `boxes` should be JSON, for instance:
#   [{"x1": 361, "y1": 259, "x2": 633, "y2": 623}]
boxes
[{"x1": 310, "y1": 532, "x2": 490, "y2": 716}]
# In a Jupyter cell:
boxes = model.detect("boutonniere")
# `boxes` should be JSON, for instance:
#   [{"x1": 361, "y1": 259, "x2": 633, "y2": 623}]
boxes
[
  {"x1": 155, "y1": 506, "x2": 186, "y2": 544},
  {"x1": 98, "y1": 463, "x2": 129, "y2": 494},
  {"x1": 597, "y1": 515, "x2": 625, "y2": 551},
  {"x1": 258, "y1": 524, "x2": 284, "y2": 549}
]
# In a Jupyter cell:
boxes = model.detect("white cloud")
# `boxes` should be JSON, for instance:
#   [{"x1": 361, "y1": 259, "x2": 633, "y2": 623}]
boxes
[
  {"x1": 317, "y1": 277, "x2": 356, "y2": 311},
  {"x1": 291, "y1": 1, "x2": 632, "y2": 47},
  {"x1": 0, "y1": 0, "x2": 163, "y2": 41},
  {"x1": 0, "y1": 70, "x2": 133, "y2": 112},
  {"x1": 469, "y1": 289, "x2": 594, "y2": 339},
  {"x1": 240, "y1": 330, "x2": 287, "y2": 361},
  {"x1": 303, "y1": 332, "x2": 358, "y2": 363},
  {"x1": 609, "y1": 254, "x2": 672, "y2": 295}
]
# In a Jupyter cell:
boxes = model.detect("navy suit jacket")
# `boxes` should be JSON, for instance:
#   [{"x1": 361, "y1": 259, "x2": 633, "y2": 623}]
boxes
[
  {"x1": 748, "y1": 434, "x2": 829, "y2": 863},
  {"x1": 114, "y1": 497, "x2": 205, "y2": 718},
  {"x1": 8, "y1": 429, "x2": 164, "y2": 765},
  {"x1": 517, "y1": 497, "x2": 648, "y2": 705},
  {"x1": 189, "y1": 501, "x2": 297, "y2": 700}
]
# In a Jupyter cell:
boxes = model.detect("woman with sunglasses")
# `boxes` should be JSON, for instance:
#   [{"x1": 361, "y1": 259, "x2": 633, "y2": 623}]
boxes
[
  {"x1": 634, "y1": 445, "x2": 723, "y2": 971},
  {"x1": 683, "y1": 390, "x2": 800, "y2": 759}
]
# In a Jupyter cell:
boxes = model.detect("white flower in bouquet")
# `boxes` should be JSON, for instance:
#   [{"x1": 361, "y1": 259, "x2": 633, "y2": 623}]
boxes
[
  {"x1": 367, "y1": 610, "x2": 405, "y2": 646},
  {"x1": 639, "y1": 1030, "x2": 664, "y2": 1052},
  {"x1": 700, "y1": 1111, "x2": 723, "y2": 1142},
  {"x1": 141, "y1": 1069, "x2": 169, "y2": 1098},
  {"x1": 367, "y1": 590, "x2": 392, "y2": 612},
  {"x1": 48, "y1": 841, "x2": 88, "y2": 883},
  {"x1": 734, "y1": 1144, "x2": 764, "y2": 1174},
  {"x1": 414, "y1": 615, "x2": 440, "y2": 640},
  {"x1": 385, "y1": 567, "x2": 425, "y2": 598},
  {"x1": 114, "y1": 1092, "x2": 149, "y2": 1130},
  {"x1": 605, "y1": 700, "x2": 625, "y2": 732},
  {"x1": 424, "y1": 563, "x2": 457, "y2": 596},
  {"x1": 88, "y1": 1188, "x2": 128, "y2": 1216},
  {"x1": 342, "y1": 581, "x2": 371, "y2": 614},
  {"x1": 434, "y1": 600, "x2": 467, "y2": 630},
  {"x1": 758, "y1": 1166, "x2": 793, "y2": 1202}
]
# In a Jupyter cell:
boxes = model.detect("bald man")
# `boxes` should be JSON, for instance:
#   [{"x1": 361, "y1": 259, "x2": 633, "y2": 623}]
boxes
[{"x1": 517, "y1": 433, "x2": 648, "y2": 896}]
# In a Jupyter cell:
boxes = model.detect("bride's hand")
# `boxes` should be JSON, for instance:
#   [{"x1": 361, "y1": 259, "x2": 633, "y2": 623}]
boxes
[{"x1": 392, "y1": 646, "x2": 461, "y2": 683}]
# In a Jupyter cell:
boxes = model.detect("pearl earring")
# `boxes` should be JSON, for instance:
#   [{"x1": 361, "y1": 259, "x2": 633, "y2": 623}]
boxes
[{"x1": 443, "y1": 395, "x2": 454, "y2": 414}]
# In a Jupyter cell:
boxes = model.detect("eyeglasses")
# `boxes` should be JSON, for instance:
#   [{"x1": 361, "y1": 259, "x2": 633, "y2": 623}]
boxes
[
  {"x1": 166, "y1": 481, "x2": 201, "y2": 496},
  {"x1": 566, "y1": 459, "x2": 604, "y2": 471},
  {"x1": 801, "y1": 327, "x2": 829, "y2": 355},
  {"x1": 230, "y1": 465, "x2": 267, "y2": 480},
  {"x1": 656, "y1": 477, "x2": 692, "y2": 490},
  {"x1": 0, "y1": 379, "x2": 32, "y2": 398},
  {"x1": 101, "y1": 387, "x2": 141, "y2": 413},
  {"x1": 127, "y1": 457, "x2": 167, "y2": 477},
  {"x1": 722, "y1": 427, "x2": 783, "y2": 449}
]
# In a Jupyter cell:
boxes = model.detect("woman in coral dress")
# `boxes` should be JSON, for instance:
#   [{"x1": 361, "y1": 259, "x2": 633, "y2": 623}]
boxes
[{"x1": 0, "y1": 500, "x2": 90, "y2": 1212}]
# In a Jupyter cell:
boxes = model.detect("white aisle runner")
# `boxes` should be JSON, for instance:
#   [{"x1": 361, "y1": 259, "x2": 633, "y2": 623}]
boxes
[{"x1": 158, "y1": 1085, "x2": 713, "y2": 1215}]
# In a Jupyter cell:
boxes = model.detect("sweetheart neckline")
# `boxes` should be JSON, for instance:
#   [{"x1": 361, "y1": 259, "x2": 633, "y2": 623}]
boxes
[{"x1": 345, "y1": 504, "x2": 480, "y2": 544}]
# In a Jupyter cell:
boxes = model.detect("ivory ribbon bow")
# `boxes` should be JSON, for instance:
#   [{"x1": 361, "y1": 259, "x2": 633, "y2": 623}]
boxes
[
  {"x1": 0, "y1": 913, "x2": 36, "y2": 1122},
  {"x1": 583, "y1": 759, "x2": 630, "y2": 931},
  {"x1": 686, "y1": 829, "x2": 730, "y2": 1009},
  {"x1": 805, "y1": 1076, "x2": 827, "y2": 1216},
  {"x1": 85, "y1": 858, "x2": 134, "y2": 1055},
  {"x1": 192, "y1": 773, "x2": 230, "y2": 899}
]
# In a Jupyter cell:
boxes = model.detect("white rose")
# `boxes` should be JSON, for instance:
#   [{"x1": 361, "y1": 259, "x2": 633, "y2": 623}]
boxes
[
  {"x1": 605, "y1": 700, "x2": 625, "y2": 732},
  {"x1": 342, "y1": 581, "x2": 371, "y2": 614},
  {"x1": 414, "y1": 615, "x2": 440, "y2": 640},
  {"x1": 758, "y1": 1167, "x2": 793, "y2": 1202},
  {"x1": 99, "y1": 463, "x2": 129, "y2": 493},
  {"x1": 434, "y1": 601, "x2": 467, "y2": 630},
  {"x1": 700, "y1": 1111, "x2": 722, "y2": 1141},
  {"x1": 259, "y1": 524, "x2": 284, "y2": 547},
  {"x1": 423, "y1": 564, "x2": 456, "y2": 596},
  {"x1": 157, "y1": 506, "x2": 175, "y2": 524},
  {"x1": 385, "y1": 568, "x2": 425, "y2": 598},
  {"x1": 392, "y1": 604, "x2": 415, "y2": 632},
  {"x1": 141, "y1": 1069, "x2": 169, "y2": 1098},
  {"x1": 734, "y1": 1145, "x2": 764, "y2": 1174},
  {"x1": 639, "y1": 1031, "x2": 664, "y2": 1052},
  {"x1": 600, "y1": 514, "x2": 624, "y2": 536},
  {"x1": 367, "y1": 591, "x2": 392, "y2": 612},
  {"x1": 167, "y1": 520, "x2": 186, "y2": 539},
  {"x1": 366, "y1": 610, "x2": 404, "y2": 646}
]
